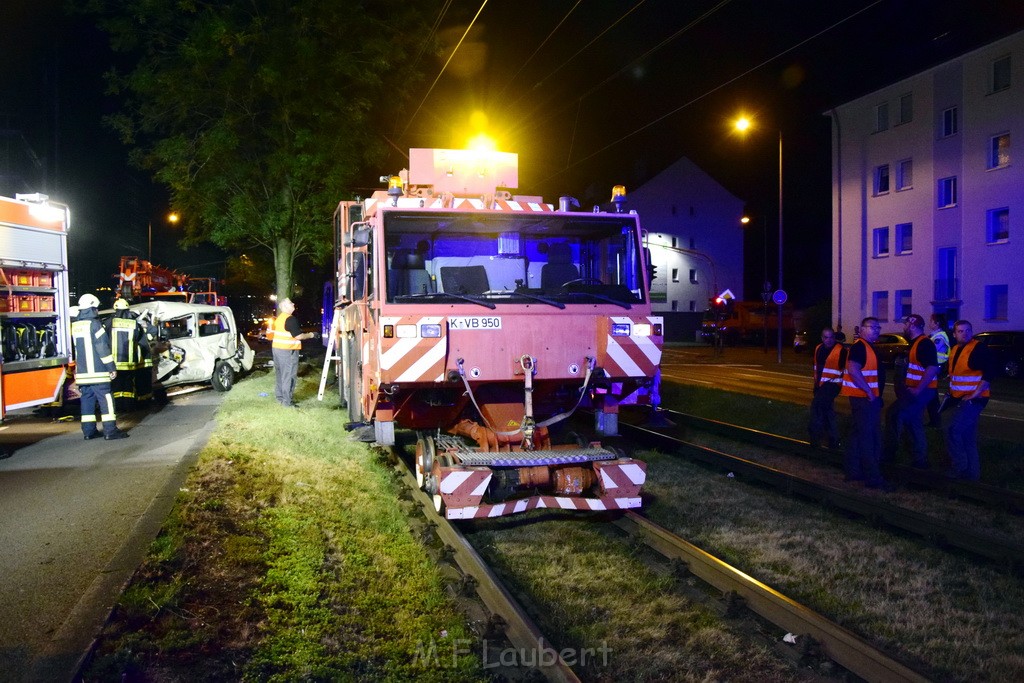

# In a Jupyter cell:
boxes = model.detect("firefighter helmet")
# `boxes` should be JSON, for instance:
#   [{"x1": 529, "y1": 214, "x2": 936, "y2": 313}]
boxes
[
  {"x1": 78, "y1": 293, "x2": 100, "y2": 309},
  {"x1": 113, "y1": 298, "x2": 129, "y2": 310}
]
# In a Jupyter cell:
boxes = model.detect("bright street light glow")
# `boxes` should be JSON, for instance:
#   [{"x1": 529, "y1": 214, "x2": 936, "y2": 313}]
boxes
[
  {"x1": 734, "y1": 116, "x2": 752, "y2": 132},
  {"x1": 168, "y1": 212, "x2": 180, "y2": 223}
]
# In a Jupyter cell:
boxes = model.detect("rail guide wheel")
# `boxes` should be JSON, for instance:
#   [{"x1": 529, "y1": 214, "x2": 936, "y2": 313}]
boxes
[{"x1": 415, "y1": 432, "x2": 436, "y2": 490}]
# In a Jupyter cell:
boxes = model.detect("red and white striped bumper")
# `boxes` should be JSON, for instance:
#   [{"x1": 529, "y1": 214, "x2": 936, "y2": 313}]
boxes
[{"x1": 437, "y1": 459, "x2": 647, "y2": 520}]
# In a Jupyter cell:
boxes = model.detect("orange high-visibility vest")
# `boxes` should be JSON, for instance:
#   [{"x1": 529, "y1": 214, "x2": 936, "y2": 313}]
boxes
[
  {"x1": 905, "y1": 335, "x2": 938, "y2": 389},
  {"x1": 840, "y1": 339, "x2": 879, "y2": 398},
  {"x1": 814, "y1": 343, "x2": 845, "y2": 387},
  {"x1": 949, "y1": 339, "x2": 990, "y2": 398},
  {"x1": 271, "y1": 313, "x2": 301, "y2": 351}
]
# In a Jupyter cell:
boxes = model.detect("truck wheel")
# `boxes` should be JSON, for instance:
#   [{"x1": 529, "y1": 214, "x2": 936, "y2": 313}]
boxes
[
  {"x1": 416, "y1": 433, "x2": 436, "y2": 490},
  {"x1": 212, "y1": 360, "x2": 234, "y2": 391}
]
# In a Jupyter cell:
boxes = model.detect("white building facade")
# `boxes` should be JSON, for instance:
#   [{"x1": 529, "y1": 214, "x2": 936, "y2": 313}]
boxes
[
  {"x1": 629, "y1": 156, "x2": 745, "y2": 317},
  {"x1": 831, "y1": 30, "x2": 1024, "y2": 334}
]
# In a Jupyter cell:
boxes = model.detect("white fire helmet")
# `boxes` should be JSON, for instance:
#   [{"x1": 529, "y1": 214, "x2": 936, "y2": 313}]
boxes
[{"x1": 78, "y1": 293, "x2": 100, "y2": 309}]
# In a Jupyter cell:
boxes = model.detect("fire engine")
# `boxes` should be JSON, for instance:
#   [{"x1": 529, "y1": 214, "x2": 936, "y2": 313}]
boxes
[
  {"x1": 328, "y1": 148, "x2": 663, "y2": 519},
  {"x1": 116, "y1": 256, "x2": 224, "y2": 305},
  {"x1": 0, "y1": 194, "x2": 73, "y2": 420}
]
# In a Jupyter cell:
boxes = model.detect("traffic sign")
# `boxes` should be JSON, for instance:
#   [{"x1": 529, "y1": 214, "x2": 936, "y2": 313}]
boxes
[{"x1": 772, "y1": 289, "x2": 788, "y2": 305}]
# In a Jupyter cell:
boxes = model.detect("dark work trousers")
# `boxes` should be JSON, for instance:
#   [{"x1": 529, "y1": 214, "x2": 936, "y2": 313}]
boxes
[
  {"x1": 273, "y1": 347, "x2": 300, "y2": 407},
  {"x1": 808, "y1": 382, "x2": 841, "y2": 448},
  {"x1": 845, "y1": 396, "x2": 885, "y2": 486},
  {"x1": 946, "y1": 398, "x2": 986, "y2": 481},
  {"x1": 883, "y1": 386, "x2": 936, "y2": 468},
  {"x1": 926, "y1": 367, "x2": 949, "y2": 426},
  {"x1": 80, "y1": 382, "x2": 118, "y2": 437},
  {"x1": 111, "y1": 368, "x2": 137, "y2": 412}
]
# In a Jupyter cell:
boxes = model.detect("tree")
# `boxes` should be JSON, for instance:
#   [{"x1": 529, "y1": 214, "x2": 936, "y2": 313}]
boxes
[{"x1": 90, "y1": 0, "x2": 439, "y2": 300}]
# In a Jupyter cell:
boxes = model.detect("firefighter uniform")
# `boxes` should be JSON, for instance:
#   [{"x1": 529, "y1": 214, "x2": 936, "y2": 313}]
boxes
[
  {"x1": 109, "y1": 300, "x2": 144, "y2": 411},
  {"x1": 136, "y1": 312, "x2": 156, "y2": 404},
  {"x1": 72, "y1": 295, "x2": 128, "y2": 440}
]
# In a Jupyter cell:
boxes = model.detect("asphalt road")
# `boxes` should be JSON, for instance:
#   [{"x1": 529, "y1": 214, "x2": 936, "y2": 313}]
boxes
[
  {"x1": 661, "y1": 344, "x2": 1024, "y2": 440},
  {"x1": 0, "y1": 389, "x2": 223, "y2": 682}
]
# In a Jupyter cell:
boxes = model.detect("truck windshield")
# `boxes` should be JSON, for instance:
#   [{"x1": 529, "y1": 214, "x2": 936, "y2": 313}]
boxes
[{"x1": 382, "y1": 211, "x2": 647, "y2": 306}]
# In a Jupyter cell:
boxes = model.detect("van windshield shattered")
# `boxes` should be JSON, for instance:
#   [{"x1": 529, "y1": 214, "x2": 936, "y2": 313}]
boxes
[{"x1": 381, "y1": 211, "x2": 647, "y2": 308}]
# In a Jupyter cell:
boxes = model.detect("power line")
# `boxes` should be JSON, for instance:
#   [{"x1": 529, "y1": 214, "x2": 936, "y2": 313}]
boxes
[
  {"x1": 494, "y1": 0, "x2": 585, "y2": 101},
  {"x1": 539, "y1": 0, "x2": 885, "y2": 185},
  {"x1": 401, "y1": 0, "x2": 490, "y2": 140}
]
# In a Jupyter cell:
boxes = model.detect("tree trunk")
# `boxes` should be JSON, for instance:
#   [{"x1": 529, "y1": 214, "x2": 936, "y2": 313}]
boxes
[{"x1": 273, "y1": 237, "x2": 294, "y2": 302}]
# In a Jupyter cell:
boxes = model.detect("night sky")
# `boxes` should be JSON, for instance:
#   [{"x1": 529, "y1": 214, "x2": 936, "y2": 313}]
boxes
[{"x1": 4, "y1": 0, "x2": 1024, "y2": 307}]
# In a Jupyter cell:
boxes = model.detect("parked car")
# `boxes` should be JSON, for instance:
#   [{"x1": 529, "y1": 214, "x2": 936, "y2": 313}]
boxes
[
  {"x1": 973, "y1": 330, "x2": 1024, "y2": 378},
  {"x1": 130, "y1": 301, "x2": 255, "y2": 391},
  {"x1": 793, "y1": 330, "x2": 809, "y2": 353},
  {"x1": 873, "y1": 332, "x2": 911, "y2": 367}
]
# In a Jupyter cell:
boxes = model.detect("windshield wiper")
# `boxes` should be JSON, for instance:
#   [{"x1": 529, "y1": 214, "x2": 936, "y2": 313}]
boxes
[
  {"x1": 502, "y1": 291, "x2": 565, "y2": 309},
  {"x1": 394, "y1": 292, "x2": 497, "y2": 310},
  {"x1": 563, "y1": 292, "x2": 633, "y2": 309}
]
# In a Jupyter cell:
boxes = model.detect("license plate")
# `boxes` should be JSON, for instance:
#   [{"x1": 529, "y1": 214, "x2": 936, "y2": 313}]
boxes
[{"x1": 448, "y1": 316, "x2": 502, "y2": 330}]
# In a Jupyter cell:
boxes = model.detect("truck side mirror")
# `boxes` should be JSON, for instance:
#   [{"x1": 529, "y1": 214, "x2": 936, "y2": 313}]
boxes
[{"x1": 348, "y1": 228, "x2": 371, "y2": 247}]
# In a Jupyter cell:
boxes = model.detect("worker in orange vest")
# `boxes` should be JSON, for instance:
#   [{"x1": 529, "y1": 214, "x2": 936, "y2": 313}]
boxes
[
  {"x1": 271, "y1": 298, "x2": 316, "y2": 408},
  {"x1": 809, "y1": 327, "x2": 846, "y2": 449},
  {"x1": 840, "y1": 317, "x2": 891, "y2": 490},
  {"x1": 944, "y1": 320, "x2": 993, "y2": 481}
]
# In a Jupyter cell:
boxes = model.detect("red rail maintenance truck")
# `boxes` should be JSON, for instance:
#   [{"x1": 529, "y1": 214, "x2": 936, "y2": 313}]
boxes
[
  {"x1": 327, "y1": 148, "x2": 663, "y2": 519},
  {"x1": 0, "y1": 193, "x2": 73, "y2": 420}
]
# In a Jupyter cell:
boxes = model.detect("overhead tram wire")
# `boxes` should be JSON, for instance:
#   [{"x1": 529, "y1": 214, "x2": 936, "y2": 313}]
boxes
[
  {"x1": 501, "y1": 0, "x2": 650, "y2": 115},
  {"x1": 510, "y1": 0, "x2": 732, "y2": 140},
  {"x1": 493, "y1": 0, "x2": 585, "y2": 102},
  {"x1": 521, "y1": 0, "x2": 734, "y2": 160},
  {"x1": 391, "y1": 0, "x2": 455, "y2": 138},
  {"x1": 400, "y1": 0, "x2": 490, "y2": 141},
  {"x1": 538, "y1": 0, "x2": 885, "y2": 185}
]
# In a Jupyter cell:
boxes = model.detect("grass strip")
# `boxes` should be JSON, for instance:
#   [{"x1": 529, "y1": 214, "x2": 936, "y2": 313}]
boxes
[{"x1": 84, "y1": 368, "x2": 485, "y2": 682}]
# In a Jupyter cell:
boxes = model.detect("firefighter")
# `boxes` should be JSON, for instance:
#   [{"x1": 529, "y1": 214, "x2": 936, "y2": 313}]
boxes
[
  {"x1": 136, "y1": 309, "x2": 156, "y2": 405},
  {"x1": 108, "y1": 298, "x2": 144, "y2": 411},
  {"x1": 71, "y1": 293, "x2": 128, "y2": 440}
]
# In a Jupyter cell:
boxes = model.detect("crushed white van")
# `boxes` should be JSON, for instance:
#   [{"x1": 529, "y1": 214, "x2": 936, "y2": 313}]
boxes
[{"x1": 129, "y1": 301, "x2": 255, "y2": 391}]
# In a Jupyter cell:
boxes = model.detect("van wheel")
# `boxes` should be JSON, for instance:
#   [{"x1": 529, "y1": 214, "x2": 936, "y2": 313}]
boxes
[{"x1": 212, "y1": 361, "x2": 234, "y2": 391}]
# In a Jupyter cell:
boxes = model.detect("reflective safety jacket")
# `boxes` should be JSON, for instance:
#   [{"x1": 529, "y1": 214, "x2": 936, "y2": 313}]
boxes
[
  {"x1": 840, "y1": 339, "x2": 879, "y2": 398},
  {"x1": 949, "y1": 339, "x2": 991, "y2": 398},
  {"x1": 71, "y1": 309, "x2": 116, "y2": 385},
  {"x1": 272, "y1": 313, "x2": 301, "y2": 351},
  {"x1": 814, "y1": 343, "x2": 846, "y2": 387},
  {"x1": 905, "y1": 335, "x2": 938, "y2": 390},
  {"x1": 109, "y1": 312, "x2": 143, "y2": 371},
  {"x1": 931, "y1": 329, "x2": 950, "y2": 365}
]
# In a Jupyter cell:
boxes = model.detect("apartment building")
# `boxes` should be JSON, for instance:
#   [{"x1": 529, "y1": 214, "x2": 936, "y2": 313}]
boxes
[{"x1": 830, "y1": 30, "x2": 1023, "y2": 334}]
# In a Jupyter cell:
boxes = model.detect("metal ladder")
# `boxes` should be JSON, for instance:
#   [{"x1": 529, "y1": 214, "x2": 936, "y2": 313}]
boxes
[{"x1": 317, "y1": 308, "x2": 344, "y2": 401}]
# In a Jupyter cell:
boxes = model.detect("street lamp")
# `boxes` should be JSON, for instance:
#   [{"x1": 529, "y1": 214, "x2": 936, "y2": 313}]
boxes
[
  {"x1": 734, "y1": 116, "x2": 784, "y2": 364},
  {"x1": 149, "y1": 211, "x2": 180, "y2": 262}
]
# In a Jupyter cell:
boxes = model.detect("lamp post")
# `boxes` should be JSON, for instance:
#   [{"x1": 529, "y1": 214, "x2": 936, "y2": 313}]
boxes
[
  {"x1": 149, "y1": 212, "x2": 180, "y2": 262},
  {"x1": 734, "y1": 116, "x2": 784, "y2": 364}
]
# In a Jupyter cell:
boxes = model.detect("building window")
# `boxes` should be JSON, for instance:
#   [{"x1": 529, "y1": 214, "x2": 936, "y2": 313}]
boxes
[
  {"x1": 895, "y1": 223, "x2": 913, "y2": 254},
  {"x1": 671, "y1": 237, "x2": 677, "y2": 248},
  {"x1": 875, "y1": 102, "x2": 889, "y2": 132},
  {"x1": 987, "y1": 207, "x2": 1010, "y2": 243},
  {"x1": 874, "y1": 164, "x2": 890, "y2": 195},
  {"x1": 895, "y1": 289, "x2": 912, "y2": 320},
  {"x1": 938, "y1": 176, "x2": 958, "y2": 208},
  {"x1": 988, "y1": 133, "x2": 1010, "y2": 169},
  {"x1": 985, "y1": 284, "x2": 1009, "y2": 320},
  {"x1": 941, "y1": 107, "x2": 958, "y2": 137},
  {"x1": 992, "y1": 55, "x2": 1011, "y2": 93},
  {"x1": 671, "y1": 268, "x2": 679, "y2": 283},
  {"x1": 689, "y1": 300, "x2": 696, "y2": 312},
  {"x1": 671, "y1": 300, "x2": 678, "y2": 312},
  {"x1": 873, "y1": 227, "x2": 890, "y2": 258},
  {"x1": 872, "y1": 291, "x2": 890, "y2": 322},
  {"x1": 689, "y1": 269, "x2": 698, "y2": 284},
  {"x1": 898, "y1": 93, "x2": 913, "y2": 124},
  {"x1": 897, "y1": 159, "x2": 913, "y2": 190}
]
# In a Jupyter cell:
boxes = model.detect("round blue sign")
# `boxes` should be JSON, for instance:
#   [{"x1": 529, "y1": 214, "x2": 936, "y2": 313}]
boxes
[{"x1": 772, "y1": 289, "x2": 788, "y2": 305}]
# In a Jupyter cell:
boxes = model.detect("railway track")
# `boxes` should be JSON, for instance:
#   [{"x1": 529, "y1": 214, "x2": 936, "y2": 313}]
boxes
[
  {"x1": 617, "y1": 411, "x2": 1024, "y2": 568},
  {"x1": 618, "y1": 512, "x2": 929, "y2": 682},
  {"x1": 660, "y1": 408, "x2": 1024, "y2": 513},
  {"x1": 392, "y1": 438, "x2": 935, "y2": 681}
]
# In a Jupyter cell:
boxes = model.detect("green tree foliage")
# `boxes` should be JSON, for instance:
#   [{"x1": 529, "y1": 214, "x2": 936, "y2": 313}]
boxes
[{"x1": 89, "y1": 0, "x2": 438, "y2": 300}]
